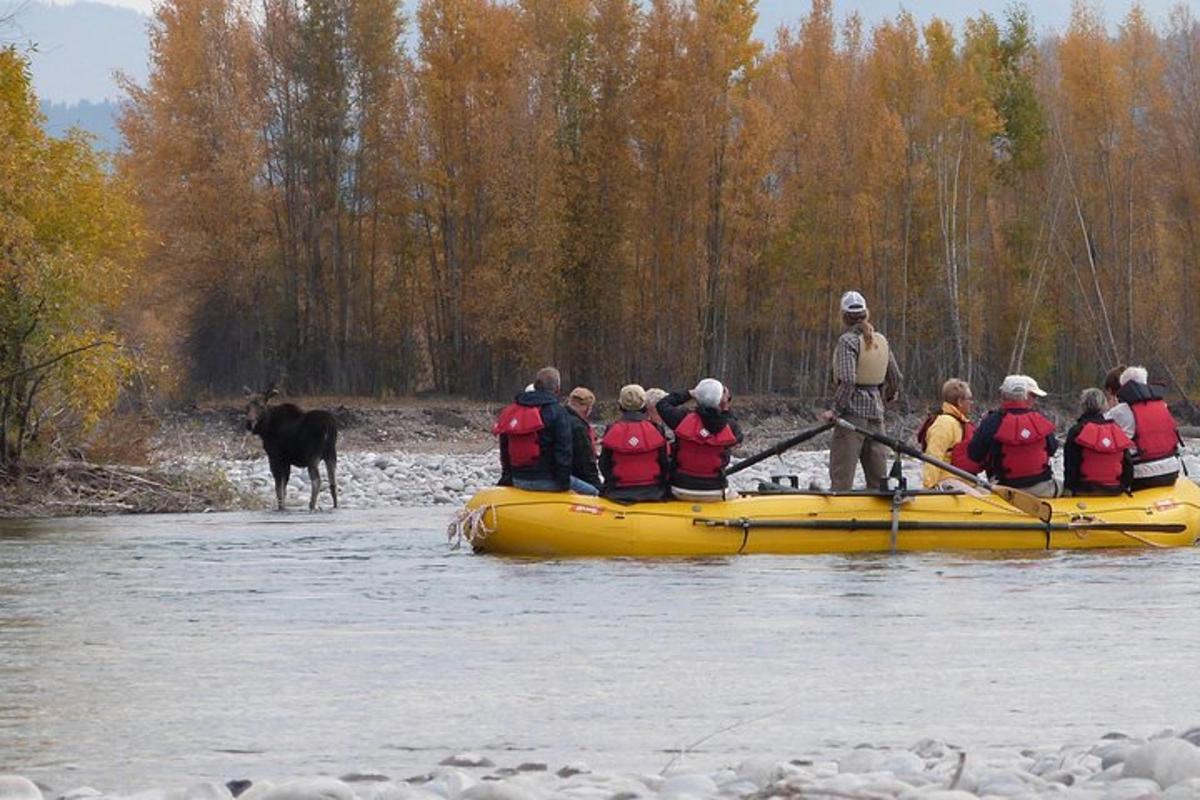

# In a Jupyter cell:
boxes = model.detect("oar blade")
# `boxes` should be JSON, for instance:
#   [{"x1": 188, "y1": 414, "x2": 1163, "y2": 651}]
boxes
[{"x1": 991, "y1": 486, "x2": 1053, "y2": 523}]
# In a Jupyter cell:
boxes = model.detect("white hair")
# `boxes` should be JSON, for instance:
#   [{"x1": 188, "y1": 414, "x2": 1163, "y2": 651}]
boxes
[{"x1": 1119, "y1": 366, "x2": 1149, "y2": 386}]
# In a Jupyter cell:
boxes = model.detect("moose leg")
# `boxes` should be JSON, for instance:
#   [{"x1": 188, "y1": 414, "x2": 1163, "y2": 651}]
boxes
[
  {"x1": 308, "y1": 463, "x2": 321, "y2": 511},
  {"x1": 273, "y1": 462, "x2": 291, "y2": 510},
  {"x1": 325, "y1": 457, "x2": 338, "y2": 508}
]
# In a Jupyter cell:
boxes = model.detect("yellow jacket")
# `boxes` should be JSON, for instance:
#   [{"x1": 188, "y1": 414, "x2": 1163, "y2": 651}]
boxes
[{"x1": 921, "y1": 402, "x2": 971, "y2": 488}]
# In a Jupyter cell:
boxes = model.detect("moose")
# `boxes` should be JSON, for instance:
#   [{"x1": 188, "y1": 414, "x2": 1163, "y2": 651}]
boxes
[{"x1": 244, "y1": 387, "x2": 339, "y2": 511}]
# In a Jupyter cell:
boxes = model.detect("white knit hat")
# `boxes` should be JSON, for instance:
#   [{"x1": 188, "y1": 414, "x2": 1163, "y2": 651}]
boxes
[{"x1": 693, "y1": 378, "x2": 724, "y2": 410}]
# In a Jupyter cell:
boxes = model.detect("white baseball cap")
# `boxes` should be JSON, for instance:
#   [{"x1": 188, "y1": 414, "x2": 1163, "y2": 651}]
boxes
[
  {"x1": 1001, "y1": 374, "x2": 1047, "y2": 397},
  {"x1": 693, "y1": 378, "x2": 725, "y2": 409},
  {"x1": 840, "y1": 290, "x2": 867, "y2": 314}
]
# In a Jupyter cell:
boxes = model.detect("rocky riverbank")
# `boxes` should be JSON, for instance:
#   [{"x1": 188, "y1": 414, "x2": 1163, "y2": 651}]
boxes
[
  {"x1": 4, "y1": 397, "x2": 1200, "y2": 516},
  {"x1": 6, "y1": 727, "x2": 1200, "y2": 800}
]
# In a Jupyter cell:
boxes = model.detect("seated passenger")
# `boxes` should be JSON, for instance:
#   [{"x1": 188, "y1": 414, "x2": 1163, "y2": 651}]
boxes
[
  {"x1": 918, "y1": 378, "x2": 984, "y2": 490},
  {"x1": 1064, "y1": 388, "x2": 1133, "y2": 496},
  {"x1": 565, "y1": 386, "x2": 602, "y2": 494},
  {"x1": 656, "y1": 378, "x2": 743, "y2": 501},
  {"x1": 492, "y1": 366, "x2": 598, "y2": 495},
  {"x1": 967, "y1": 374, "x2": 1059, "y2": 497},
  {"x1": 600, "y1": 384, "x2": 670, "y2": 503},
  {"x1": 1105, "y1": 366, "x2": 1182, "y2": 490}
]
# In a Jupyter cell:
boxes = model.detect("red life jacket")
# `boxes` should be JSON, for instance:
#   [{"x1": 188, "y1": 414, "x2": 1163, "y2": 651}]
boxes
[
  {"x1": 917, "y1": 412, "x2": 984, "y2": 474},
  {"x1": 492, "y1": 403, "x2": 545, "y2": 469},
  {"x1": 1076, "y1": 420, "x2": 1133, "y2": 488},
  {"x1": 673, "y1": 412, "x2": 738, "y2": 479},
  {"x1": 1129, "y1": 398, "x2": 1179, "y2": 462},
  {"x1": 993, "y1": 406, "x2": 1056, "y2": 481},
  {"x1": 602, "y1": 420, "x2": 667, "y2": 488}
]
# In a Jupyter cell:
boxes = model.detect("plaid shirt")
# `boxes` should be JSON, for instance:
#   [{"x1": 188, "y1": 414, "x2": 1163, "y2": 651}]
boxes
[{"x1": 831, "y1": 326, "x2": 902, "y2": 420}]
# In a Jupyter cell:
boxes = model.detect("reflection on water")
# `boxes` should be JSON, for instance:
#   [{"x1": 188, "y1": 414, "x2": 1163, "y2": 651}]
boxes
[{"x1": 1, "y1": 509, "x2": 1200, "y2": 792}]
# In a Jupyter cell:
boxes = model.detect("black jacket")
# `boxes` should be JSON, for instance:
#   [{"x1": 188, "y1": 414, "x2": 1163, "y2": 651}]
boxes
[
  {"x1": 566, "y1": 405, "x2": 602, "y2": 489},
  {"x1": 967, "y1": 404, "x2": 1058, "y2": 487},
  {"x1": 656, "y1": 389, "x2": 743, "y2": 490},
  {"x1": 599, "y1": 410, "x2": 670, "y2": 502},
  {"x1": 498, "y1": 390, "x2": 573, "y2": 488},
  {"x1": 1063, "y1": 410, "x2": 1133, "y2": 495}
]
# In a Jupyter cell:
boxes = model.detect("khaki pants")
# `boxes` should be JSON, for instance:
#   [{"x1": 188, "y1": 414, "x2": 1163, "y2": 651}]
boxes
[{"x1": 829, "y1": 415, "x2": 889, "y2": 491}]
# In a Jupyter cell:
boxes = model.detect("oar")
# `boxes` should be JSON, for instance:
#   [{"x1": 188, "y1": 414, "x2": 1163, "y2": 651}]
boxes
[
  {"x1": 725, "y1": 421, "x2": 836, "y2": 477},
  {"x1": 833, "y1": 417, "x2": 1054, "y2": 523}
]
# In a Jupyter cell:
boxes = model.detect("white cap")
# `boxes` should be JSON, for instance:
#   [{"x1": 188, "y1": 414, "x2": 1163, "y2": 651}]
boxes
[
  {"x1": 1001, "y1": 374, "x2": 1047, "y2": 398},
  {"x1": 840, "y1": 290, "x2": 867, "y2": 314},
  {"x1": 693, "y1": 378, "x2": 725, "y2": 409},
  {"x1": 524, "y1": 384, "x2": 535, "y2": 392}
]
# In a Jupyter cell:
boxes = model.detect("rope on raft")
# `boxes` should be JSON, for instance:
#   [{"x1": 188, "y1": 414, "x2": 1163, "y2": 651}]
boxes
[{"x1": 447, "y1": 505, "x2": 495, "y2": 549}]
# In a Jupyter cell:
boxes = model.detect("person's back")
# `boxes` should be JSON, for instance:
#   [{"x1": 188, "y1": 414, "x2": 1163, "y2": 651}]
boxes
[
  {"x1": 657, "y1": 379, "x2": 742, "y2": 500},
  {"x1": 1064, "y1": 388, "x2": 1133, "y2": 496},
  {"x1": 1106, "y1": 366, "x2": 1181, "y2": 490},
  {"x1": 493, "y1": 367, "x2": 596, "y2": 495},
  {"x1": 600, "y1": 384, "x2": 669, "y2": 503},
  {"x1": 967, "y1": 374, "x2": 1058, "y2": 497}
]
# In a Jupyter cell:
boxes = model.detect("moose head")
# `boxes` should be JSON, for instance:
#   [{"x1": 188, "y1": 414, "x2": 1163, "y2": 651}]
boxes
[{"x1": 244, "y1": 385, "x2": 280, "y2": 433}]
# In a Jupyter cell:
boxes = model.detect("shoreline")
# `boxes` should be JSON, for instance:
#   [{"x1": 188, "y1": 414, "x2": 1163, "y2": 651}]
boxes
[
  {"x1": 3, "y1": 398, "x2": 1199, "y2": 519},
  {"x1": 5, "y1": 726, "x2": 1200, "y2": 800}
]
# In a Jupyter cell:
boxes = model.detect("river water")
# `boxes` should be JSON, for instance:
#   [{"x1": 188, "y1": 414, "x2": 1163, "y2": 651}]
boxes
[{"x1": 2, "y1": 508, "x2": 1199, "y2": 794}]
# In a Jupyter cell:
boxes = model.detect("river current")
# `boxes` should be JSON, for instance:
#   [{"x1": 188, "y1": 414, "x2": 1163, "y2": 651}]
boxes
[{"x1": 2, "y1": 508, "x2": 1199, "y2": 794}]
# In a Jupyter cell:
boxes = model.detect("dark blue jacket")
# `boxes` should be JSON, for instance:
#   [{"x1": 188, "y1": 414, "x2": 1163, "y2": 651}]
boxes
[
  {"x1": 498, "y1": 390, "x2": 573, "y2": 488},
  {"x1": 967, "y1": 404, "x2": 1058, "y2": 487}
]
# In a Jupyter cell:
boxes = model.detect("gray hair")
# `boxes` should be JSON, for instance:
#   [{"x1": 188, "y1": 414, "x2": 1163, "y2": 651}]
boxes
[
  {"x1": 534, "y1": 366, "x2": 561, "y2": 394},
  {"x1": 1079, "y1": 387, "x2": 1106, "y2": 415},
  {"x1": 1000, "y1": 384, "x2": 1028, "y2": 403}
]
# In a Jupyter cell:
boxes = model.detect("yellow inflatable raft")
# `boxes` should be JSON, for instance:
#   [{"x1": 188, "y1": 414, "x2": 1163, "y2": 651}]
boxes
[{"x1": 455, "y1": 479, "x2": 1200, "y2": 556}]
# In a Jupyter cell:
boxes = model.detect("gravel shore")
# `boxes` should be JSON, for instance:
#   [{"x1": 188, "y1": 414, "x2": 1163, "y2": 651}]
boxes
[{"x1": 7, "y1": 727, "x2": 1200, "y2": 800}]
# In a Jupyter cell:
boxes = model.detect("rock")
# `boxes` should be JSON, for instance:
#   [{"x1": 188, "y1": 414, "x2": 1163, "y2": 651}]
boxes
[
  {"x1": 0, "y1": 777, "x2": 44, "y2": 800},
  {"x1": 57, "y1": 789, "x2": 103, "y2": 800},
  {"x1": 458, "y1": 782, "x2": 537, "y2": 800},
  {"x1": 1101, "y1": 743, "x2": 1144, "y2": 770},
  {"x1": 184, "y1": 784, "x2": 232, "y2": 800},
  {"x1": 1164, "y1": 779, "x2": 1200, "y2": 800},
  {"x1": 225, "y1": 783, "x2": 252, "y2": 799},
  {"x1": 735, "y1": 757, "x2": 787, "y2": 788},
  {"x1": 913, "y1": 740, "x2": 949, "y2": 759},
  {"x1": 375, "y1": 458, "x2": 391, "y2": 470},
  {"x1": 975, "y1": 770, "x2": 1035, "y2": 797},
  {"x1": 423, "y1": 770, "x2": 477, "y2": 799},
  {"x1": 514, "y1": 764, "x2": 545, "y2": 773},
  {"x1": 1124, "y1": 740, "x2": 1200, "y2": 788},
  {"x1": 555, "y1": 765, "x2": 589, "y2": 779},
  {"x1": 234, "y1": 781, "x2": 274, "y2": 800},
  {"x1": 839, "y1": 748, "x2": 886, "y2": 774},
  {"x1": 339, "y1": 775, "x2": 390, "y2": 784},
  {"x1": 439, "y1": 754, "x2": 493, "y2": 769},
  {"x1": 880, "y1": 752, "x2": 926, "y2": 776},
  {"x1": 658, "y1": 774, "x2": 718, "y2": 797},
  {"x1": 444, "y1": 478, "x2": 465, "y2": 492},
  {"x1": 258, "y1": 779, "x2": 355, "y2": 800},
  {"x1": 918, "y1": 792, "x2": 980, "y2": 800},
  {"x1": 1103, "y1": 778, "x2": 1163, "y2": 800}
]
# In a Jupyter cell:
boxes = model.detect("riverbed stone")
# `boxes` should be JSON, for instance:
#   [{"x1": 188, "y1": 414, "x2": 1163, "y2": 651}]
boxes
[
  {"x1": 839, "y1": 748, "x2": 886, "y2": 774},
  {"x1": 1162, "y1": 779, "x2": 1200, "y2": 800},
  {"x1": 1103, "y1": 778, "x2": 1162, "y2": 800},
  {"x1": 184, "y1": 784, "x2": 232, "y2": 800},
  {"x1": 881, "y1": 751, "x2": 927, "y2": 776},
  {"x1": 658, "y1": 773, "x2": 718, "y2": 797},
  {"x1": 438, "y1": 755, "x2": 493, "y2": 769},
  {"x1": 57, "y1": 789, "x2": 103, "y2": 800},
  {"x1": 258, "y1": 779, "x2": 355, "y2": 800},
  {"x1": 423, "y1": 769, "x2": 477, "y2": 799},
  {"x1": 735, "y1": 757, "x2": 787, "y2": 788},
  {"x1": 0, "y1": 777, "x2": 44, "y2": 800},
  {"x1": 1124, "y1": 740, "x2": 1200, "y2": 788},
  {"x1": 458, "y1": 781, "x2": 538, "y2": 800}
]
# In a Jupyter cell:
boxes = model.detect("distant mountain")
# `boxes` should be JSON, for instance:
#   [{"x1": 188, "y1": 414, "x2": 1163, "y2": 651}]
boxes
[
  {"x1": 1, "y1": 1, "x2": 149, "y2": 104},
  {"x1": 41, "y1": 98, "x2": 122, "y2": 151}
]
